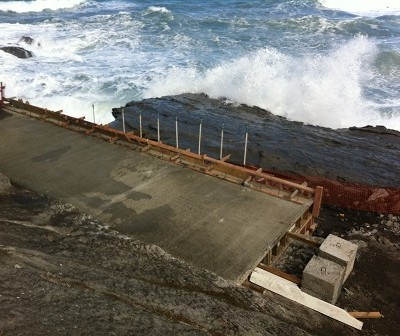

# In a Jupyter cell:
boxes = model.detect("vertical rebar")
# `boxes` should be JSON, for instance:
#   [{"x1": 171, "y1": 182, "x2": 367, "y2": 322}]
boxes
[
  {"x1": 220, "y1": 124, "x2": 224, "y2": 160},
  {"x1": 92, "y1": 104, "x2": 96, "y2": 124},
  {"x1": 198, "y1": 119, "x2": 202, "y2": 155},
  {"x1": 157, "y1": 113, "x2": 160, "y2": 142},
  {"x1": 1, "y1": 82, "x2": 5, "y2": 107},
  {"x1": 139, "y1": 111, "x2": 142, "y2": 138},
  {"x1": 122, "y1": 107, "x2": 126, "y2": 133},
  {"x1": 175, "y1": 116, "x2": 179, "y2": 148},
  {"x1": 243, "y1": 125, "x2": 248, "y2": 166}
]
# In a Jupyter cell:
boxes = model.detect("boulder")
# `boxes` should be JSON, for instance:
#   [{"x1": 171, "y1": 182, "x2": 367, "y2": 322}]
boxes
[
  {"x1": 0, "y1": 46, "x2": 34, "y2": 59},
  {"x1": 19, "y1": 36, "x2": 35, "y2": 45},
  {"x1": 18, "y1": 36, "x2": 41, "y2": 47}
]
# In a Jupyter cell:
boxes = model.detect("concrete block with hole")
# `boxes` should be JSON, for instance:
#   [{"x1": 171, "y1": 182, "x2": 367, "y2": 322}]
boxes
[
  {"x1": 301, "y1": 255, "x2": 345, "y2": 304},
  {"x1": 318, "y1": 234, "x2": 358, "y2": 282}
]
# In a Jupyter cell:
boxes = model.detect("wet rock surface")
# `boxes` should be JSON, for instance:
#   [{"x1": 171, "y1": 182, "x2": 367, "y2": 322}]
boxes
[
  {"x1": 110, "y1": 93, "x2": 400, "y2": 187},
  {"x1": 0, "y1": 46, "x2": 34, "y2": 59},
  {"x1": 0, "y1": 176, "x2": 352, "y2": 336}
]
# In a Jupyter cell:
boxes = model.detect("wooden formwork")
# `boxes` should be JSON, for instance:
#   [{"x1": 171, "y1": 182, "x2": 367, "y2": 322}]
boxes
[
  {"x1": 2, "y1": 97, "x2": 323, "y2": 285},
  {"x1": 4, "y1": 98, "x2": 319, "y2": 203}
]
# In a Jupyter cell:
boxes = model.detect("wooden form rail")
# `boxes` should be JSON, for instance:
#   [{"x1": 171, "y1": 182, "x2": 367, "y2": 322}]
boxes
[{"x1": 3, "y1": 98, "x2": 322, "y2": 210}]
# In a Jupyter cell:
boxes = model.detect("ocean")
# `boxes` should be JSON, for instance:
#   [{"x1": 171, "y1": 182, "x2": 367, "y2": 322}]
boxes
[{"x1": 0, "y1": 0, "x2": 399, "y2": 130}]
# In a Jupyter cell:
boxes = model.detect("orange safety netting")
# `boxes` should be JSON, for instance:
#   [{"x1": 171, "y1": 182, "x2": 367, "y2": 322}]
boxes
[{"x1": 267, "y1": 171, "x2": 400, "y2": 214}]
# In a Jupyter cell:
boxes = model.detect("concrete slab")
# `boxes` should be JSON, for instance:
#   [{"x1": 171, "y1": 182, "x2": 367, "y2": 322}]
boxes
[
  {"x1": 301, "y1": 255, "x2": 345, "y2": 304},
  {"x1": 318, "y1": 234, "x2": 358, "y2": 282},
  {"x1": 0, "y1": 109, "x2": 313, "y2": 283}
]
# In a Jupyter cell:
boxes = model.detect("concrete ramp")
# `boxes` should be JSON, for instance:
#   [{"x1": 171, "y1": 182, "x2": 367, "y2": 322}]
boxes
[{"x1": 0, "y1": 106, "x2": 315, "y2": 283}]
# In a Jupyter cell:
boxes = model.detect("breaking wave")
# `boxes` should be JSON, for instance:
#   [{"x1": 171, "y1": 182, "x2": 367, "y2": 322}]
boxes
[
  {"x1": 145, "y1": 36, "x2": 400, "y2": 130},
  {"x1": 144, "y1": 6, "x2": 172, "y2": 15},
  {"x1": 319, "y1": 0, "x2": 400, "y2": 17},
  {"x1": 0, "y1": 0, "x2": 85, "y2": 13}
]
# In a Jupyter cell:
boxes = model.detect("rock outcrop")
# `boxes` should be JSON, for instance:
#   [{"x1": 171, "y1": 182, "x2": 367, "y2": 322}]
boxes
[{"x1": 0, "y1": 46, "x2": 34, "y2": 59}]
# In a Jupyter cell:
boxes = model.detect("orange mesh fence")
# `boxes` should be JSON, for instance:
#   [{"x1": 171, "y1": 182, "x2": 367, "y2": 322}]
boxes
[{"x1": 266, "y1": 171, "x2": 400, "y2": 214}]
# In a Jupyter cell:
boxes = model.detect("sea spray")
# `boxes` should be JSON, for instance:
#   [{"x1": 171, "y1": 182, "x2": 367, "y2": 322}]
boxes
[
  {"x1": 319, "y1": 0, "x2": 400, "y2": 17},
  {"x1": 0, "y1": 0, "x2": 86, "y2": 13},
  {"x1": 145, "y1": 36, "x2": 396, "y2": 129}
]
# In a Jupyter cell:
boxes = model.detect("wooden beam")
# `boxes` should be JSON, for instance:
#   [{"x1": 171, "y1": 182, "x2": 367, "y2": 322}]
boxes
[
  {"x1": 312, "y1": 186, "x2": 323, "y2": 217},
  {"x1": 140, "y1": 145, "x2": 152, "y2": 152},
  {"x1": 290, "y1": 189, "x2": 299, "y2": 199},
  {"x1": 348, "y1": 312, "x2": 383, "y2": 319},
  {"x1": 286, "y1": 231, "x2": 323, "y2": 248},
  {"x1": 257, "y1": 263, "x2": 301, "y2": 285},
  {"x1": 244, "y1": 175, "x2": 252, "y2": 184},
  {"x1": 221, "y1": 154, "x2": 231, "y2": 162},
  {"x1": 242, "y1": 279, "x2": 265, "y2": 294}
]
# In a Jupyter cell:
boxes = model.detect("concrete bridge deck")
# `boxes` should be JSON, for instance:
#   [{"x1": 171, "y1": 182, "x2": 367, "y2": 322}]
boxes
[{"x1": 0, "y1": 105, "x2": 315, "y2": 283}]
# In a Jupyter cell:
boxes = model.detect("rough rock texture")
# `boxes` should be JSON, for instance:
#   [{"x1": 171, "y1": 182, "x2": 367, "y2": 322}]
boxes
[
  {"x1": 18, "y1": 36, "x2": 35, "y2": 45},
  {"x1": 0, "y1": 172, "x2": 11, "y2": 193},
  {"x1": 0, "y1": 46, "x2": 34, "y2": 59},
  {"x1": 110, "y1": 93, "x2": 400, "y2": 188},
  {"x1": 0, "y1": 176, "x2": 351, "y2": 336}
]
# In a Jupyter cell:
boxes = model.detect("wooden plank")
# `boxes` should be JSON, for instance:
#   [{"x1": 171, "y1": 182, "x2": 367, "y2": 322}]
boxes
[
  {"x1": 242, "y1": 279, "x2": 265, "y2": 294},
  {"x1": 286, "y1": 231, "x2": 323, "y2": 248},
  {"x1": 221, "y1": 154, "x2": 231, "y2": 162},
  {"x1": 140, "y1": 145, "x2": 152, "y2": 152},
  {"x1": 250, "y1": 268, "x2": 363, "y2": 330},
  {"x1": 312, "y1": 186, "x2": 323, "y2": 217},
  {"x1": 203, "y1": 155, "x2": 315, "y2": 194},
  {"x1": 290, "y1": 189, "x2": 299, "y2": 199},
  {"x1": 244, "y1": 175, "x2": 252, "y2": 184},
  {"x1": 348, "y1": 312, "x2": 383, "y2": 319},
  {"x1": 257, "y1": 263, "x2": 301, "y2": 285}
]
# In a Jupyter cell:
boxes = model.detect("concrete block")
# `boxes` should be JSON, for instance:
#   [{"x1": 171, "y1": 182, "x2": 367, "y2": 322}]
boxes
[
  {"x1": 318, "y1": 234, "x2": 358, "y2": 282},
  {"x1": 301, "y1": 255, "x2": 345, "y2": 304}
]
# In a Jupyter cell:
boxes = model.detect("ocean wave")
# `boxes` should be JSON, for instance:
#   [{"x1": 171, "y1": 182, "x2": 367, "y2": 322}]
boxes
[
  {"x1": 144, "y1": 6, "x2": 173, "y2": 17},
  {"x1": 319, "y1": 0, "x2": 400, "y2": 17},
  {"x1": 144, "y1": 36, "x2": 400, "y2": 130},
  {"x1": 0, "y1": 0, "x2": 85, "y2": 13}
]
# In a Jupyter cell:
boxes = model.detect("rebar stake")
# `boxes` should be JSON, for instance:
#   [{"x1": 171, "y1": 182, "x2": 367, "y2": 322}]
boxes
[
  {"x1": 175, "y1": 116, "x2": 179, "y2": 148},
  {"x1": 243, "y1": 125, "x2": 248, "y2": 166},
  {"x1": 198, "y1": 119, "x2": 202, "y2": 154},
  {"x1": 122, "y1": 107, "x2": 126, "y2": 133}
]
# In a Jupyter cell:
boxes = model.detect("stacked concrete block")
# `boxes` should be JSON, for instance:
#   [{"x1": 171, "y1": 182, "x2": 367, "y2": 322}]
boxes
[
  {"x1": 318, "y1": 234, "x2": 358, "y2": 282},
  {"x1": 301, "y1": 255, "x2": 345, "y2": 304}
]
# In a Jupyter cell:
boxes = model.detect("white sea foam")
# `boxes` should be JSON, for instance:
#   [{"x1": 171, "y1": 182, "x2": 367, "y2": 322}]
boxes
[
  {"x1": 319, "y1": 0, "x2": 400, "y2": 17},
  {"x1": 0, "y1": 0, "x2": 85, "y2": 13},
  {"x1": 144, "y1": 36, "x2": 400, "y2": 130},
  {"x1": 144, "y1": 6, "x2": 173, "y2": 16},
  {"x1": 0, "y1": 12, "x2": 143, "y2": 124}
]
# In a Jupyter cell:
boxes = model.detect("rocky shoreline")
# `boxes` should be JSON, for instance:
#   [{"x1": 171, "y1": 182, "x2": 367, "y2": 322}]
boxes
[{"x1": 111, "y1": 94, "x2": 400, "y2": 188}]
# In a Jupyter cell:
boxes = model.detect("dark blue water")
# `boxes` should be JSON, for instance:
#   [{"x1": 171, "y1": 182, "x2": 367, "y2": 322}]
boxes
[{"x1": 0, "y1": 0, "x2": 399, "y2": 130}]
